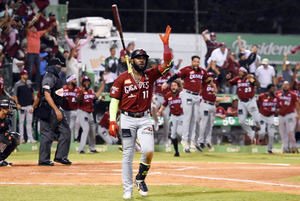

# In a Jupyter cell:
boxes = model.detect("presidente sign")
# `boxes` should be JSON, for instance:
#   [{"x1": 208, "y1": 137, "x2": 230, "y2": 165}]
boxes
[{"x1": 217, "y1": 33, "x2": 300, "y2": 63}]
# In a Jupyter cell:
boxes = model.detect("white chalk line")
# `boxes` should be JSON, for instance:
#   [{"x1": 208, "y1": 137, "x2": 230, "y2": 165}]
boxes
[
  {"x1": 0, "y1": 182, "x2": 179, "y2": 186},
  {"x1": 166, "y1": 174, "x2": 300, "y2": 189}
]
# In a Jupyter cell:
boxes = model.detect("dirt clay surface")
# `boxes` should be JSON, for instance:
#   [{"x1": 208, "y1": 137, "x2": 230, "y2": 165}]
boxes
[{"x1": 1, "y1": 161, "x2": 300, "y2": 194}]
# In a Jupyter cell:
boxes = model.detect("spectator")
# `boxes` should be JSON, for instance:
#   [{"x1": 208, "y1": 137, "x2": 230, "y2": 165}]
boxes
[
  {"x1": 26, "y1": 13, "x2": 56, "y2": 86},
  {"x1": 64, "y1": 26, "x2": 93, "y2": 63},
  {"x1": 208, "y1": 42, "x2": 229, "y2": 92},
  {"x1": 168, "y1": 48, "x2": 182, "y2": 74},
  {"x1": 66, "y1": 48, "x2": 81, "y2": 82},
  {"x1": 223, "y1": 53, "x2": 239, "y2": 94},
  {"x1": 281, "y1": 52, "x2": 294, "y2": 83},
  {"x1": 12, "y1": 55, "x2": 24, "y2": 84},
  {"x1": 227, "y1": 98, "x2": 238, "y2": 117},
  {"x1": 256, "y1": 58, "x2": 276, "y2": 93},
  {"x1": 238, "y1": 35, "x2": 260, "y2": 74},
  {"x1": 118, "y1": 41, "x2": 135, "y2": 74},
  {"x1": 105, "y1": 45, "x2": 118, "y2": 75},
  {"x1": 14, "y1": 69, "x2": 36, "y2": 143},
  {"x1": 202, "y1": 30, "x2": 219, "y2": 66},
  {"x1": 215, "y1": 101, "x2": 226, "y2": 119}
]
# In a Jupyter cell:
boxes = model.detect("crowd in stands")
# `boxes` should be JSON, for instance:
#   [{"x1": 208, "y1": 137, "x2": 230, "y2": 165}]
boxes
[{"x1": 1, "y1": 1, "x2": 300, "y2": 153}]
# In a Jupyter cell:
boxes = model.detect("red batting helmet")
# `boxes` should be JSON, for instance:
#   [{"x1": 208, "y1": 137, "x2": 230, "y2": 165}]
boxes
[
  {"x1": 81, "y1": 75, "x2": 91, "y2": 83},
  {"x1": 20, "y1": 69, "x2": 28, "y2": 76}
]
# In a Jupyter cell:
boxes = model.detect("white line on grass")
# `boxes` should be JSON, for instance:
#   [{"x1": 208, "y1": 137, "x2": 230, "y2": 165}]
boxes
[{"x1": 166, "y1": 174, "x2": 300, "y2": 188}]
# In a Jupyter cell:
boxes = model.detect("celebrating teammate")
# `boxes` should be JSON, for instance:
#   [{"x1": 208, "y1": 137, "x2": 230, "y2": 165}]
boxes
[
  {"x1": 197, "y1": 72, "x2": 218, "y2": 150},
  {"x1": 158, "y1": 80, "x2": 183, "y2": 157},
  {"x1": 77, "y1": 76, "x2": 104, "y2": 153},
  {"x1": 226, "y1": 67, "x2": 260, "y2": 143},
  {"x1": 256, "y1": 84, "x2": 278, "y2": 153},
  {"x1": 276, "y1": 81, "x2": 300, "y2": 153},
  {"x1": 108, "y1": 25, "x2": 172, "y2": 199},
  {"x1": 162, "y1": 56, "x2": 207, "y2": 152}
]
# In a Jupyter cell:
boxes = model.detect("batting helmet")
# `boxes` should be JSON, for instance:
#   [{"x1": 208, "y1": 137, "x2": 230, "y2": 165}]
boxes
[
  {"x1": 131, "y1": 49, "x2": 149, "y2": 60},
  {"x1": 81, "y1": 75, "x2": 91, "y2": 83}
]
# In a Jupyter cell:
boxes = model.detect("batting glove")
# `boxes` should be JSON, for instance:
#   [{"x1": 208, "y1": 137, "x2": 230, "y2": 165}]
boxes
[
  {"x1": 109, "y1": 121, "x2": 119, "y2": 138},
  {"x1": 159, "y1": 25, "x2": 171, "y2": 45}
]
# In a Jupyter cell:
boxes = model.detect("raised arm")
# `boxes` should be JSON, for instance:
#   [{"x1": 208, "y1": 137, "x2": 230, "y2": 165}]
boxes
[
  {"x1": 282, "y1": 52, "x2": 288, "y2": 70},
  {"x1": 238, "y1": 35, "x2": 245, "y2": 52},
  {"x1": 201, "y1": 29, "x2": 209, "y2": 41},
  {"x1": 79, "y1": 30, "x2": 93, "y2": 47},
  {"x1": 64, "y1": 27, "x2": 75, "y2": 48}
]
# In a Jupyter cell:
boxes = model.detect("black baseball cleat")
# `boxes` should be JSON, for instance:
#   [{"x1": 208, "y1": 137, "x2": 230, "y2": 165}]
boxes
[
  {"x1": 38, "y1": 161, "x2": 54, "y2": 166},
  {"x1": 174, "y1": 152, "x2": 180, "y2": 157},
  {"x1": 135, "y1": 180, "x2": 148, "y2": 196},
  {"x1": 0, "y1": 160, "x2": 12, "y2": 166},
  {"x1": 195, "y1": 145, "x2": 203, "y2": 152},
  {"x1": 90, "y1": 149, "x2": 99, "y2": 153},
  {"x1": 267, "y1": 150, "x2": 273, "y2": 154},
  {"x1": 78, "y1": 150, "x2": 85, "y2": 154},
  {"x1": 206, "y1": 143, "x2": 212, "y2": 149},
  {"x1": 54, "y1": 158, "x2": 72, "y2": 165},
  {"x1": 200, "y1": 143, "x2": 205, "y2": 149}
]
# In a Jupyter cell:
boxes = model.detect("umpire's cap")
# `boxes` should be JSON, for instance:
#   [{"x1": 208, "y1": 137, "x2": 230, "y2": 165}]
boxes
[
  {"x1": 131, "y1": 49, "x2": 149, "y2": 60},
  {"x1": 48, "y1": 58, "x2": 63, "y2": 66}
]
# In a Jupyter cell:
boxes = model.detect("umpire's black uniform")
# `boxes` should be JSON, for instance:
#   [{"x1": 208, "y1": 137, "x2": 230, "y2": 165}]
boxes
[{"x1": 38, "y1": 58, "x2": 71, "y2": 166}]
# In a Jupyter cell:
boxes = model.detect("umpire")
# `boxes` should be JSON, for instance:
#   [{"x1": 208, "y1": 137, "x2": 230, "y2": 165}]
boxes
[{"x1": 38, "y1": 58, "x2": 72, "y2": 166}]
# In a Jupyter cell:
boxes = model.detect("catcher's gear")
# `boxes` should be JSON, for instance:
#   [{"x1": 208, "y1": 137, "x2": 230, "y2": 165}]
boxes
[{"x1": 109, "y1": 121, "x2": 119, "y2": 138}]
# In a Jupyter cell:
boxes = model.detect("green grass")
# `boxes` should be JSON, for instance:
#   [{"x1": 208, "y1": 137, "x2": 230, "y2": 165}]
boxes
[
  {"x1": 9, "y1": 151, "x2": 300, "y2": 165},
  {"x1": 0, "y1": 185, "x2": 299, "y2": 201},
  {"x1": 282, "y1": 176, "x2": 300, "y2": 183}
]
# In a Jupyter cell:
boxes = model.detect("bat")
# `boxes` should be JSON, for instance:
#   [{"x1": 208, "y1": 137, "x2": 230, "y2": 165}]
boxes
[{"x1": 112, "y1": 4, "x2": 132, "y2": 73}]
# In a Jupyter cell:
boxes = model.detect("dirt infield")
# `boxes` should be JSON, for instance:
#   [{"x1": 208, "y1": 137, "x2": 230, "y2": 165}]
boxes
[{"x1": 1, "y1": 161, "x2": 300, "y2": 195}]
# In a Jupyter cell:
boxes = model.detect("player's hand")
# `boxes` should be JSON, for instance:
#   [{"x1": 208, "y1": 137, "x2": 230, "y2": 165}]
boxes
[
  {"x1": 17, "y1": 104, "x2": 21, "y2": 110},
  {"x1": 109, "y1": 121, "x2": 119, "y2": 138},
  {"x1": 159, "y1": 25, "x2": 172, "y2": 45},
  {"x1": 161, "y1": 82, "x2": 168, "y2": 91},
  {"x1": 29, "y1": 107, "x2": 34, "y2": 114},
  {"x1": 55, "y1": 109, "x2": 63, "y2": 121},
  {"x1": 157, "y1": 111, "x2": 162, "y2": 117},
  {"x1": 226, "y1": 73, "x2": 231, "y2": 80}
]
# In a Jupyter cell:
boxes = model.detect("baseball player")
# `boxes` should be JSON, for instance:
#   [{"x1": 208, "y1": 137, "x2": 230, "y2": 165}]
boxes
[
  {"x1": 276, "y1": 81, "x2": 300, "y2": 153},
  {"x1": 162, "y1": 56, "x2": 207, "y2": 152},
  {"x1": 226, "y1": 67, "x2": 260, "y2": 143},
  {"x1": 77, "y1": 76, "x2": 104, "y2": 153},
  {"x1": 158, "y1": 80, "x2": 182, "y2": 157},
  {"x1": 62, "y1": 75, "x2": 80, "y2": 142},
  {"x1": 151, "y1": 70, "x2": 172, "y2": 135},
  {"x1": 257, "y1": 84, "x2": 278, "y2": 153},
  {"x1": 108, "y1": 26, "x2": 172, "y2": 199},
  {"x1": 197, "y1": 72, "x2": 218, "y2": 150}
]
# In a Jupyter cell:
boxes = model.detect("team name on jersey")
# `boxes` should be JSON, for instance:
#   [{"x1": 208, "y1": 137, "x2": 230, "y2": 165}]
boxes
[
  {"x1": 124, "y1": 81, "x2": 149, "y2": 94},
  {"x1": 84, "y1": 94, "x2": 95, "y2": 99},
  {"x1": 189, "y1": 74, "x2": 203, "y2": 80},
  {"x1": 156, "y1": 77, "x2": 169, "y2": 84},
  {"x1": 262, "y1": 101, "x2": 277, "y2": 107},
  {"x1": 63, "y1": 92, "x2": 77, "y2": 97},
  {"x1": 169, "y1": 99, "x2": 181, "y2": 105},
  {"x1": 279, "y1": 96, "x2": 291, "y2": 101},
  {"x1": 237, "y1": 82, "x2": 250, "y2": 87}
]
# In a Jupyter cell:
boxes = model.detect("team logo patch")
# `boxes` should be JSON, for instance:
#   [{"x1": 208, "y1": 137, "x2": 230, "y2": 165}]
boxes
[
  {"x1": 143, "y1": 127, "x2": 153, "y2": 135},
  {"x1": 111, "y1": 86, "x2": 119, "y2": 94},
  {"x1": 124, "y1": 79, "x2": 132, "y2": 84},
  {"x1": 43, "y1": 85, "x2": 50, "y2": 90},
  {"x1": 55, "y1": 88, "x2": 64, "y2": 97}
]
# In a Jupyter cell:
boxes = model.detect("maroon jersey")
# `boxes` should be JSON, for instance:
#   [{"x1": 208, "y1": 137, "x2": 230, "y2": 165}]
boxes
[
  {"x1": 177, "y1": 66, "x2": 207, "y2": 93},
  {"x1": 99, "y1": 111, "x2": 110, "y2": 129},
  {"x1": 62, "y1": 85, "x2": 80, "y2": 111},
  {"x1": 229, "y1": 76, "x2": 255, "y2": 100},
  {"x1": 276, "y1": 90, "x2": 298, "y2": 116},
  {"x1": 257, "y1": 93, "x2": 278, "y2": 116},
  {"x1": 0, "y1": 77, "x2": 3, "y2": 97},
  {"x1": 154, "y1": 71, "x2": 172, "y2": 95},
  {"x1": 216, "y1": 106, "x2": 226, "y2": 116},
  {"x1": 227, "y1": 107, "x2": 238, "y2": 117},
  {"x1": 110, "y1": 67, "x2": 162, "y2": 113},
  {"x1": 163, "y1": 91, "x2": 183, "y2": 115},
  {"x1": 78, "y1": 88, "x2": 96, "y2": 113},
  {"x1": 201, "y1": 82, "x2": 216, "y2": 102}
]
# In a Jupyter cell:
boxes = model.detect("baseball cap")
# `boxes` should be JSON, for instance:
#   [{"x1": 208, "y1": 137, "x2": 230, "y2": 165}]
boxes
[
  {"x1": 239, "y1": 67, "x2": 248, "y2": 73},
  {"x1": 219, "y1": 42, "x2": 226, "y2": 47},
  {"x1": 48, "y1": 58, "x2": 63, "y2": 66},
  {"x1": 286, "y1": 60, "x2": 291, "y2": 65},
  {"x1": 20, "y1": 69, "x2": 28, "y2": 75},
  {"x1": 262, "y1": 58, "x2": 269, "y2": 65},
  {"x1": 49, "y1": 12, "x2": 55, "y2": 17},
  {"x1": 210, "y1": 32, "x2": 216, "y2": 37},
  {"x1": 66, "y1": 74, "x2": 77, "y2": 83}
]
